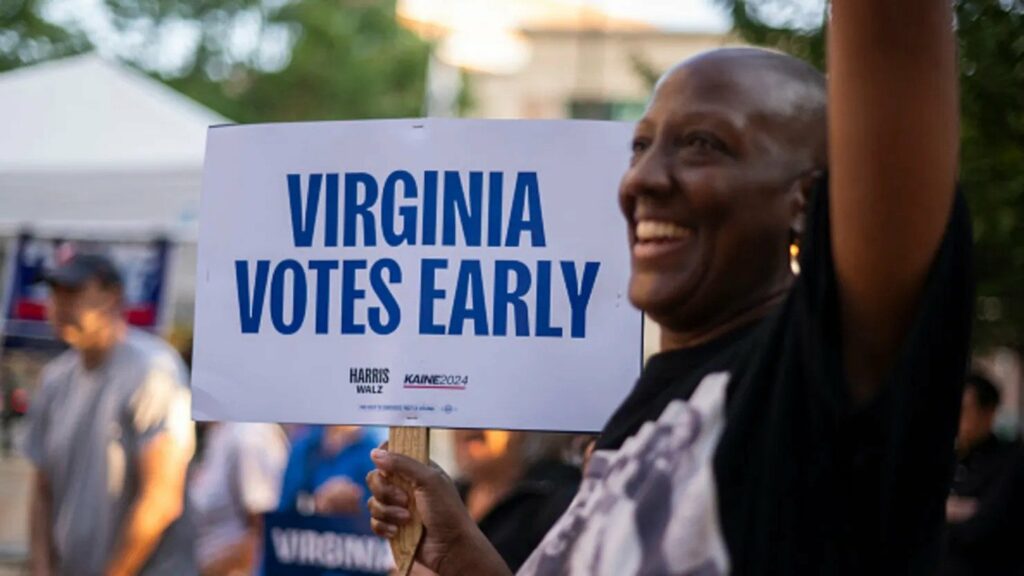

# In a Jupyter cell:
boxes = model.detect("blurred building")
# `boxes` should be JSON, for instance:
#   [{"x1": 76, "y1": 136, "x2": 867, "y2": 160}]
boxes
[
  {"x1": 465, "y1": 27, "x2": 728, "y2": 121},
  {"x1": 399, "y1": 0, "x2": 729, "y2": 122}
]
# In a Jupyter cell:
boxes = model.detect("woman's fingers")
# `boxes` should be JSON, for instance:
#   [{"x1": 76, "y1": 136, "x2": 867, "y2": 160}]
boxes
[
  {"x1": 370, "y1": 517, "x2": 399, "y2": 539},
  {"x1": 368, "y1": 496, "x2": 412, "y2": 526},
  {"x1": 366, "y1": 470, "x2": 409, "y2": 506},
  {"x1": 365, "y1": 465, "x2": 414, "y2": 540}
]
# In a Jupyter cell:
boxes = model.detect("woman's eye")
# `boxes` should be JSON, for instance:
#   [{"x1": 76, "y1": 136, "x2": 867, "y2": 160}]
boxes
[
  {"x1": 682, "y1": 133, "x2": 718, "y2": 151},
  {"x1": 631, "y1": 138, "x2": 650, "y2": 155}
]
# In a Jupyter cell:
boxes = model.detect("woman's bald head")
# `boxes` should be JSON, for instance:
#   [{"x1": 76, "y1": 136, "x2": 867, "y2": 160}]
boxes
[{"x1": 655, "y1": 47, "x2": 828, "y2": 171}]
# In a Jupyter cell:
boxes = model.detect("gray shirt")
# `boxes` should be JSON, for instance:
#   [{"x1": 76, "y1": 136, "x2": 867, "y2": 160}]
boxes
[{"x1": 24, "y1": 329, "x2": 197, "y2": 576}]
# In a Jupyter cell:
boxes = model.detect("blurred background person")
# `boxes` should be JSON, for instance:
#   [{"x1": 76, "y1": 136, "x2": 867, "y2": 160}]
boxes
[
  {"x1": 277, "y1": 425, "x2": 376, "y2": 519},
  {"x1": 941, "y1": 445, "x2": 1024, "y2": 576},
  {"x1": 947, "y1": 373, "x2": 1020, "y2": 524},
  {"x1": 453, "y1": 430, "x2": 582, "y2": 572},
  {"x1": 941, "y1": 372, "x2": 1024, "y2": 575},
  {"x1": 190, "y1": 422, "x2": 288, "y2": 576},
  {"x1": 176, "y1": 337, "x2": 290, "y2": 576},
  {"x1": 23, "y1": 253, "x2": 196, "y2": 576}
]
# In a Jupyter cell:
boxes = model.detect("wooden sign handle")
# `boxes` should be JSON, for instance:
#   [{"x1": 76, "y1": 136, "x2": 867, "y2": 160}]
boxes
[{"x1": 387, "y1": 426, "x2": 430, "y2": 576}]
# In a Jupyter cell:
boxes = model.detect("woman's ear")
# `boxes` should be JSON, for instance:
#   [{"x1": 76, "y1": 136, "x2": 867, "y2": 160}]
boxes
[{"x1": 788, "y1": 170, "x2": 821, "y2": 239}]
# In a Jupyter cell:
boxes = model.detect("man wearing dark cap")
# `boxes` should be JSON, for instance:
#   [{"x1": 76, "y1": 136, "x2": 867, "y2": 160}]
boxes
[{"x1": 23, "y1": 253, "x2": 197, "y2": 576}]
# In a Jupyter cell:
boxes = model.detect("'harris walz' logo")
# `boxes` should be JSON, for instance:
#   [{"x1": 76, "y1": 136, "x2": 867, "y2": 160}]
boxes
[{"x1": 351, "y1": 368, "x2": 388, "y2": 394}]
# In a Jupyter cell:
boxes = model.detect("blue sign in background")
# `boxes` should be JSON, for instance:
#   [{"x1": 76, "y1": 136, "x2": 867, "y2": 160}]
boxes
[{"x1": 262, "y1": 512, "x2": 392, "y2": 576}]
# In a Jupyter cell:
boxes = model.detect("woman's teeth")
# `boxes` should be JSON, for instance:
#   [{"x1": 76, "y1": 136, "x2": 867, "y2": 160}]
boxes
[{"x1": 635, "y1": 220, "x2": 692, "y2": 242}]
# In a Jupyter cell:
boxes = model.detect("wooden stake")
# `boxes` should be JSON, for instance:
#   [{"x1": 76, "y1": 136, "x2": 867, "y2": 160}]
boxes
[{"x1": 387, "y1": 426, "x2": 430, "y2": 576}]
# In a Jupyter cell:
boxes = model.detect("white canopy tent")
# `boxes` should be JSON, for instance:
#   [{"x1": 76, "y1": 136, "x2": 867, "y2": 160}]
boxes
[{"x1": 0, "y1": 54, "x2": 228, "y2": 326}]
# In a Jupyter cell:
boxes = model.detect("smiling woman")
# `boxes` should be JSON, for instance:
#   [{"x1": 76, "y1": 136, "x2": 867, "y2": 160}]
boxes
[
  {"x1": 620, "y1": 50, "x2": 827, "y2": 350},
  {"x1": 365, "y1": 2, "x2": 970, "y2": 575}
]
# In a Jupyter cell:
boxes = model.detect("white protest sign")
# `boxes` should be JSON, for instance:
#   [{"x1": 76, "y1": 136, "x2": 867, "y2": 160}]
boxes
[{"x1": 192, "y1": 119, "x2": 642, "y2": 431}]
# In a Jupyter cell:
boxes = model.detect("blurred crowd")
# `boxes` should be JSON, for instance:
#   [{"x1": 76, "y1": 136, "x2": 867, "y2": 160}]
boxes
[
  {"x1": 4, "y1": 243, "x2": 1024, "y2": 576},
  {"x1": 3, "y1": 250, "x2": 592, "y2": 576}
]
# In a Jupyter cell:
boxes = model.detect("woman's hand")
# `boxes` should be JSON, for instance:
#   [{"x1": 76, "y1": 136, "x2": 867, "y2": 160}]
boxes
[{"x1": 366, "y1": 448, "x2": 513, "y2": 576}]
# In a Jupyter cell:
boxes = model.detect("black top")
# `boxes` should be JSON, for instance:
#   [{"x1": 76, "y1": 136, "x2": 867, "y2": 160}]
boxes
[
  {"x1": 458, "y1": 460, "x2": 581, "y2": 572},
  {"x1": 590, "y1": 181, "x2": 974, "y2": 575}
]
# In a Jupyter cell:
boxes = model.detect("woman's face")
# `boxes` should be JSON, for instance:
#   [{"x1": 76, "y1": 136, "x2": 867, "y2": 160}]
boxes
[{"x1": 620, "y1": 53, "x2": 816, "y2": 334}]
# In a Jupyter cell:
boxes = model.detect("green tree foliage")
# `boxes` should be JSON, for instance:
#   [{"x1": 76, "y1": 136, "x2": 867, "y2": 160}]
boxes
[
  {"x1": 0, "y1": 0, "x2": 430, "y2": 121},
  {"x1": 162, "y1": 0, "x2": 430, "y2": 122},
  {"x1": 724, "y1": 0, "x2": 827, "y2": 69},
  {"x1": 721, "y1": 0, "x2": 1024, "y2": 350},
  {"x1": 0, "y1": 0, "x2": 91, "y2": 72}
]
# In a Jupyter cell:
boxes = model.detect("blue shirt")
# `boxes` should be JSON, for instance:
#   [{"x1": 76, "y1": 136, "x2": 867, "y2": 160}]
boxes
[{"x1": 277, "y1": 427, "x2": 378, "y2": 515}]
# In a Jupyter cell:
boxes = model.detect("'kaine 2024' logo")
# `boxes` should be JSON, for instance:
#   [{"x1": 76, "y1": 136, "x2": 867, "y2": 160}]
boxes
[
  {"x1": 351, "y1": 368, "x2": 388, "y2": 394},
  {"x1": 403, "y1": 373, "x2": 469, "y2": 390}
]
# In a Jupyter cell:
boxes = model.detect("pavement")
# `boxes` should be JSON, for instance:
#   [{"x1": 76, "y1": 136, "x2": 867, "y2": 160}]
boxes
[{"x1": 0, "y1": 424, "x2": 30, "y2": 576}]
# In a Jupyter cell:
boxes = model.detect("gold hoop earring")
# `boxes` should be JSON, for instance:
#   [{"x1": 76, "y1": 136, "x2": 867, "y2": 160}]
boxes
[{"x1": 789, "y1": 241, "x2": 801, "y2": 275}]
